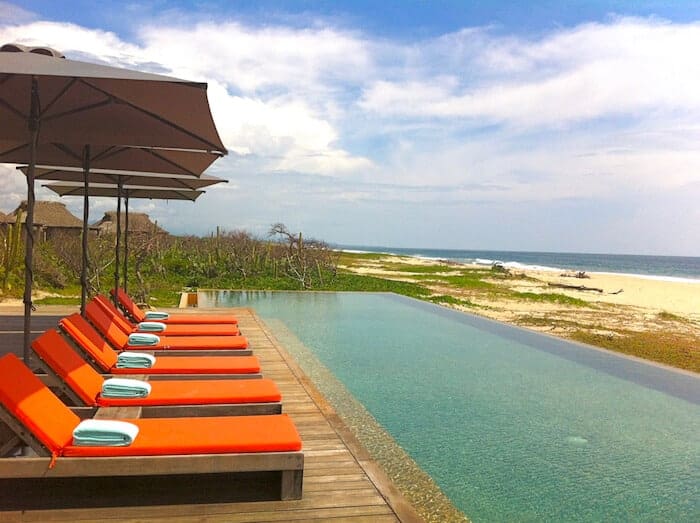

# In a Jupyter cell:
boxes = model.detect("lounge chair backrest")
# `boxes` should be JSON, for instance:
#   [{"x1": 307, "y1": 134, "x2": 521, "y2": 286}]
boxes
[
  {"x1": 60, "y1": 313, "x2": 119, "y2": 371},
  {"x1": 111, "y1": 288, "x2": 146, "y2": 322},
  {"x1": 85, "y1": 301, "x2": 130, "y2": 349},
  {"x1": 0, "y1": 354, "x2": 78, "y2": 453},
  {"x1": 94, "y1": 295, "x2": 135, "y2": 331},
  {"x1": 32, "y1": 329, "x2": 104, "y2": 406}
]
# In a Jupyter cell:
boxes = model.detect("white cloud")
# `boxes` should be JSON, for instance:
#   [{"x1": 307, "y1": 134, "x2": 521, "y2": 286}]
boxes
[
  {"x1": 1, "y1": 10, "x2": 699, "y2": 253},
  {"x1": 359, "y1": 18, "x2": 700, "y2": 127},
  {"x1": 137, "y1": 22, "x2": 372, "y2": 94},
  {"x1": 0, "y1": 19, "x2": 372, "y2": 178}
]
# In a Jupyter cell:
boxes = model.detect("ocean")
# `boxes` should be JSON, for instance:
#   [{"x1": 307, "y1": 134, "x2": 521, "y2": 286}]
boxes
[{"x1": 339, "y1": 246, "x2": 700, "y2": 283}]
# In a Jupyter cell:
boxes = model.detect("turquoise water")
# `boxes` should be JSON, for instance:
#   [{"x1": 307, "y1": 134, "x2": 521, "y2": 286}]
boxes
[{"x1": 203, "y1": 291, "x2": 700, "y2": 522}]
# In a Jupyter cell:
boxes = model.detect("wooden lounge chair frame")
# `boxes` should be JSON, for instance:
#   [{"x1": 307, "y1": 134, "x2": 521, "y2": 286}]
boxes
[
  {"x1": 31, "y1": 343, "x2": 282, "y2": 418},
  {"x1": 0, "y1": 404, "x2": 304, "y2": 508}
]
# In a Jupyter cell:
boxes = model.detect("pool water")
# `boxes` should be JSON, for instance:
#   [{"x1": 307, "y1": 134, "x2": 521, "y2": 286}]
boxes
[{"x1": 201, "y1": 291, "x2": 700, "y2": 522}]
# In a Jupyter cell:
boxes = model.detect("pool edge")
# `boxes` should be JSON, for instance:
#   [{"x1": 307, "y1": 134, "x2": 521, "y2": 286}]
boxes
[{"x1": 248, "y1": 306, "x2": 428, "y2": 523}]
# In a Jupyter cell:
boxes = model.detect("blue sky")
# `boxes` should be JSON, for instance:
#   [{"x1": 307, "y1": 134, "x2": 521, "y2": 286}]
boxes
[{"x1": 2, "y1": 1, "x2": 700, "y2": 255}]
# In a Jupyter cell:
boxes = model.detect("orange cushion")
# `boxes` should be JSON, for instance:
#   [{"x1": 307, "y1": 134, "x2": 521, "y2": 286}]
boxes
[
  {"x1": 94, "y1": 295, "x2": 135, "y2": 333},
  {"x1": 97, "y1": 295, "x2": 241, "y2": 336},
  {"x1": 133, "y1": 334, "x2": 249, "y2": 351},
  {"x1": 142, "y1": 323, "x2": 240, "y2": 336},
  {"x1": 63, "y1": 414, "x2": 302, "y2": 456},
  {"x1": 114, "y1": 288, "x2": 147, "y2": 322},
  {"x1": 85, "y1": 302, "x2": 131, "y2": 348},
  {"x1": 0, "y1": 354, "x2": 79, "y2": 453},
  {"x1": 32, "y1": 329, "x2": 103, "y2": 405},
  {"x1": 88, "y1": 302, "x2": 249, "y2": 350},
  {"x1": 95, "y1": 378, "x2": 281, "y2": 407},
  {"x1": 110, "y1": 355, "x2": 261, "y2": 375},
  {"x1": 158, "y1": 313, "x2": 239, "y2": 325},
  {"x1": 60, "y1": 313, "x2": 119, "y2": 370}
]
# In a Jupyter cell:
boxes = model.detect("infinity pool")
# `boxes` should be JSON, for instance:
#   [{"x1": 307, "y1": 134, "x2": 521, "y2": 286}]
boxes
[{"x1": 201, "y1": 291, "x2": 700, "y2": 522}]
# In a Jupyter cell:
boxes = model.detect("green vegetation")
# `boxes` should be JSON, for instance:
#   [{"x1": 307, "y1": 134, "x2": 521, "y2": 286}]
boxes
[
  {"x1": 0, "y1": 212, "x2": 24, "y2": 293},
  {"x1": 572, "y1": 330, "x2": 700, "y2": 373},
  {"x1": 512, "y1": 292, "x2": 589, "y2": 307},
  {"x1": 372, "y1": 262, "x2": 459, "y2": 274},
  {"x1": 34, "y1": 295, "x2": 81, "y2": 305},
  {"x1": 428, "y1": 294, "x2": 477, "y2": 308}
]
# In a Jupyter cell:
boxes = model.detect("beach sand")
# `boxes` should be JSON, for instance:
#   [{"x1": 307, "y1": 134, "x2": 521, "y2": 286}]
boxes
[
  {"x1": 351, "y1": 255, "x2": 699, "y2": 318},
  {"x1": 344, "y1": 255, "x2": 700, "y2": 371},
  {"x1": 502, "y1": 269, "x2": 700, "y2": 319}
]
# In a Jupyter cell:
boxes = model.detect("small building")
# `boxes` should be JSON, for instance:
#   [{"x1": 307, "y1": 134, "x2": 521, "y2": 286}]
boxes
[
  {"x1": 93, "y1": 212, "x2": 168, "y2": 237},
  {"x1": 6, "y1": 200, "x2": 87, "y2": 241}
]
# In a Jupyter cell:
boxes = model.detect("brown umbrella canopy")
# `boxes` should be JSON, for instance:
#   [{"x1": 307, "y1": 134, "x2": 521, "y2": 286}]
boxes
[
  {"x1": 0, "y1": 43, "x2": 227, "y2": 361},
  {"x1": 45, "y1": 182, "x2": 206, "y2": 200},
  {"x1": 1, "y1": 143, "x2": 221, "y2": 175},
  {"x1": 20, "y1": 166, "x2": 227, "y2": 190},
  {"x1": 0, "y1": 48, "x2": 226, "y2": 152}
]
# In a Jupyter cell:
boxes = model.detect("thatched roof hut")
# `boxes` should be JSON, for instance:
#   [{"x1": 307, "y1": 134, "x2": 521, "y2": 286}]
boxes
[
  {"x1": 93, "y1": 211, "x2": 167, "y2": 236},
  {"x1": 10, "y1": 200, "x2": 83, "y2": 229},
  {"x1": 4, "y1": 200, "x2": 86, "y2": 240}
]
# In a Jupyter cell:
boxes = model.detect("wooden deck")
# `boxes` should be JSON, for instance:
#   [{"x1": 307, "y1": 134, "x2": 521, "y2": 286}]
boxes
[{"x1": 0, "y1": 306, "x2": 423, "y2": 522}]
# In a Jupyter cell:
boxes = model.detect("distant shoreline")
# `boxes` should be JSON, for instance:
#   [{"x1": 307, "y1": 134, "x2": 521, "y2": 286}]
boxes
[{"x1": 337, "y1": 246, "x2": 700, "y2": 283}]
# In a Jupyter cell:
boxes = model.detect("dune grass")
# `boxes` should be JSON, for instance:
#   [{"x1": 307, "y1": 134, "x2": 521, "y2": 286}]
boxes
[{"x1": 572, "y1": 329, "x2": 700, "y2": 373}]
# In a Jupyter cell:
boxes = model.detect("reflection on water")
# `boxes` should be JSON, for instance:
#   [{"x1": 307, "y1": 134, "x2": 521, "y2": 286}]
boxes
[
  {"x1": 265, "y1": 318, "x2": 467, "y2": 522},
  {"x1": 202, "y1": 291, "x2": 700, "y2": 522}
]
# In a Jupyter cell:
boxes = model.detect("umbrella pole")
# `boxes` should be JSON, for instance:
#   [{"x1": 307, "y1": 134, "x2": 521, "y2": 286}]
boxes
[
  {"x1": 80, "y1": 145, "x2": 90, "y2": 316},
  {"x1": 123, "y1": 194, "x2": 129, "y2": 294},
  {"x1": 114, "y1": 180, "x2": 122, "y2": 307},
  {"x1": 22, "y1": 77, "x2": 40, "y2": 364}
]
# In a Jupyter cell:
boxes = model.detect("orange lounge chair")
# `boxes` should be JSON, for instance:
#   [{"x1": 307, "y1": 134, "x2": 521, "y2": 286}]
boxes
[
  {"x1": 0, "y1": 354, "x2": 303, "y2": 508},
  {"x1": 94, "y1": 295, "x2": 240, "y2": 337},
  {"x1": 60, "y1": 313, "x2": 261, "y2": 377},
  {"x1": 32, "y1": 330, "x2": 281, "y2": 417},
  {"x1": 85, "y1": 301, "x2": 251, "y2": 354},
  {"x1": 113, "y1": 287, "x2": 239, "y2": 325}
]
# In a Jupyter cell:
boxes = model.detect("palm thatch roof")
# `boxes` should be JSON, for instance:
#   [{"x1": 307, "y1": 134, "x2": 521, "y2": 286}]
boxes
[
  {"x1": 93, "y1": 211, "x2": 167, "y2": 235},
  {"x1": 10, "y1": 200, "x2": 83, "y2": 228}
]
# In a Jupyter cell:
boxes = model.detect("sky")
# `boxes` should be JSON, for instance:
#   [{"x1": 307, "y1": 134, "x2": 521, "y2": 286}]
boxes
[{"x1": 1, "y1": 1, "x2": 700, "y2": 256}]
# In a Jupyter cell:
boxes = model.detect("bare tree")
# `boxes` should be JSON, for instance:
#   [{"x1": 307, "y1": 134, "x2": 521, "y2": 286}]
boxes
[{"x1": 268, "y1": 223, "x2": 337, "y2": 288}]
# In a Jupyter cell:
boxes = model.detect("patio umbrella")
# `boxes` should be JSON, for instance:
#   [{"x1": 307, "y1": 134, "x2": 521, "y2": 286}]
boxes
[
  {"x1": 15, "y1": 161, "x2": 224, "y2": 314},
  {"x1": 0, "y1": 43, "x2": 226, "y2": 362},
  {"x1": 23, "y1": 166, "x2": 225, "y2": 302},
  {"x1": 44, "y1": 181, "x2": 211, "y2": 303}
]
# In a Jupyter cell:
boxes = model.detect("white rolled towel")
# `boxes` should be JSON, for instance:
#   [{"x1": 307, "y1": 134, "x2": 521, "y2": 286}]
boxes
[
  {"x1": 116, "y1": 352, "x2": 156, "y2": 369},
  {"x1": 72, "y1": 419, "x2": 139, "y2": 446},
  {"x1": 137, "y1": 321, "x2": 166, "y2": 332},
  {"x1": 101, "y1": 377, "x2": 152, "y2": 398}
]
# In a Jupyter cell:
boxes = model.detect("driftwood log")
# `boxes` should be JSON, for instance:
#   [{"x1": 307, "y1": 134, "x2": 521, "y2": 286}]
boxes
[{"x1": 548, "y1": 282, "x2": 604, "y2": 293}]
